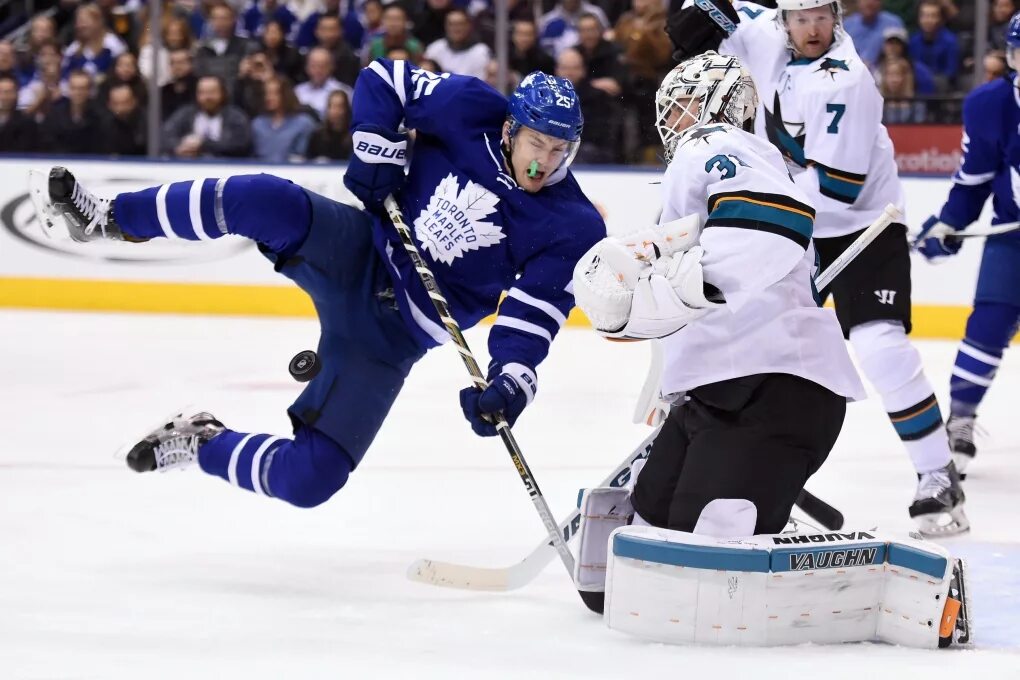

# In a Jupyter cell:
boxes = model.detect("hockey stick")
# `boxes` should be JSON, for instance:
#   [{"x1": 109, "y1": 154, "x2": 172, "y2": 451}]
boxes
[
  {"x1": 921, "y1": 219, "x2": 1020, "y2": 244},
  {"x1": 382, "y1": 195, "x2": 578, "y2": 586},
  {"x1": 407, "y1": 428, "x2": 660, "y2": 591},
  {"x1": 406, "y1": 205, "x2": 901, "y2": 594}
]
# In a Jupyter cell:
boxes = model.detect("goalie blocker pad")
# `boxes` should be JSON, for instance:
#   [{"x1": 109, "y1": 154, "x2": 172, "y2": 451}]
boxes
[{"x1": 605, "y1": 525, "x2": 963, "y2": 648}]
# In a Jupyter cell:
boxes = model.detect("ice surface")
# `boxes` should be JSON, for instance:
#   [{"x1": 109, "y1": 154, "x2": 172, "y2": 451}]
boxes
[{"x1": 1, "y1": 310, "x2": 1018, "y2": 678}]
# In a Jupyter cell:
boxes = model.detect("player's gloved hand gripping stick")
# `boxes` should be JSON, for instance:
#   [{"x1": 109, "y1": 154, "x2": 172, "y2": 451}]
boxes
[{"x1": 382, "y1": 194, "x2": 580, "y2": 590}]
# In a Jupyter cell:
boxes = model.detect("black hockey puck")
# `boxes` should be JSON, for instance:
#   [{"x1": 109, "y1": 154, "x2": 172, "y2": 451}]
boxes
[{"x1": 289, "y1": 350, "x2": 321, "y2": 382}]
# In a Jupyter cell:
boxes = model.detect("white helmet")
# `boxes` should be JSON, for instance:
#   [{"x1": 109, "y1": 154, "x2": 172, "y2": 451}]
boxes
[
  {"x1": 775, "y1": 0, "x2": 845, "y2": 52},
  {"x1": 654, "y1": 51, "x2": 759, "y2": 163}
]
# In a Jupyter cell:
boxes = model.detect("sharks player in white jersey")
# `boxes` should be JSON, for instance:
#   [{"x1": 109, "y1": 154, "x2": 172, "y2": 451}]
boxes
[
  {"x1": 574, "y1": 51, "x2": 864, "y2": 543},
  {"x1": 664, "y1": 0, "x2": 967, "y2": 536},
  {"x1": 567, "y1": 53, "x2": 971, "y2": 651}
]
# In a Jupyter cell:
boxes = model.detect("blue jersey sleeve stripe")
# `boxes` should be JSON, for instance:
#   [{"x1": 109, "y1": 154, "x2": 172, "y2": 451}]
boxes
[
  {"x1": 953, "y1": 169, "x2": 995, "y2": 186},
  {"x1": 153, "y1": 184, "x2": 178, "y2": 239},
  {"x1": 392, "y1": 59, "x2": 407, "y2": 106},
  {"x1": 366, "y1": 60, "x2": 395, "y2": 92},
  {"x1": 166, "y1": 181, "x2": 199, "y2": 240},
  {"x1": 493, "y1": 316, "x2": 553, "y2": 343},
  {"x1": 506, "y1": 287, "x2": 568, "y2": 327},
  {"x1": 199, "y1": 179, "x2": 220, "y2": 239},
  {"x1": 187, "y1": 179, "x2": 213, "y2": 241}
]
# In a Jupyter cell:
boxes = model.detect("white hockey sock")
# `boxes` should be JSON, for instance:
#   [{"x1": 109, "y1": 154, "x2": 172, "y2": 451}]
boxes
[{"x1": 849, "y1": 321, "x2": 952, "y2": 473}]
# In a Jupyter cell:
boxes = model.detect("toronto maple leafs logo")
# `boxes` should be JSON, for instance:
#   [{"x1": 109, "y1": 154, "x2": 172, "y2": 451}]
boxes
[
  {"x1": 815, "y1": 58, "x2": 850, "y2": 80},
  {"x1": 414, "y1": 173, "x2": 504, "y2": 265}
]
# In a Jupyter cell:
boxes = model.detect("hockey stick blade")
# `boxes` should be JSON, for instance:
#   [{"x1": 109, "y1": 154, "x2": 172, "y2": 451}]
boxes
[{"x1": 406, "y1": 430, "x2": 660, "y2": 591}]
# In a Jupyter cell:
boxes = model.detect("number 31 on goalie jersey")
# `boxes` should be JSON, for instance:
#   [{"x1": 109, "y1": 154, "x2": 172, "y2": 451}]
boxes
[{"x1": 706, "y1": 154, "x2": 750, "y2": 180}]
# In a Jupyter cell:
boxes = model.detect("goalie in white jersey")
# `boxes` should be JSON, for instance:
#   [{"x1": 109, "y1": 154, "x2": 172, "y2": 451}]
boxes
[
  {"x1": 664, "y1": 0, "x2": 967, "y2": 536},
  {"x1": 569, "y1": 51, "x2": 971, "y2": 651}
]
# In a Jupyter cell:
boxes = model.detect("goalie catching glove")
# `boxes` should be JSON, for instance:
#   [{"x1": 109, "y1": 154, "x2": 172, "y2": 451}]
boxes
[{"x1": 572, "y1": 231, "x2": 723, "y2": 341}]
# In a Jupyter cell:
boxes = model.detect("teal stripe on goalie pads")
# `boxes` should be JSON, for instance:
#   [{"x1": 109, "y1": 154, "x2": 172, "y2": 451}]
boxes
[
  {"x1": 613, "y1": 533, "x2": 771, "y2": 572},
  {"x1": 770, "y1": 543, "x2": 887, "y2": 573},
  {"x1": 707, "y1": 199, "x2": 813, "y2": 243},
  {"x1": 887, "y1": 543, "x2": 949, "y2": 579}
]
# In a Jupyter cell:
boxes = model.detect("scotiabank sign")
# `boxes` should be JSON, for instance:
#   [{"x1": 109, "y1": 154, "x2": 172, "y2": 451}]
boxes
[{"x1": 888, "y1": 124, "x2": 962, "y2": 176}]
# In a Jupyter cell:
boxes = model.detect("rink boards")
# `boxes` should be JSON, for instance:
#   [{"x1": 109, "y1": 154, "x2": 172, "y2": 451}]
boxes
[{"x1": 0, "y1": 157, "x2": 993, "y2": 339}]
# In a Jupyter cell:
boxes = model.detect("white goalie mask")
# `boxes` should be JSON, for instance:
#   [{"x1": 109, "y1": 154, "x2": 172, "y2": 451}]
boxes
[{"x1": 654, "y1": 52, "x2": 759, "y2": 163}]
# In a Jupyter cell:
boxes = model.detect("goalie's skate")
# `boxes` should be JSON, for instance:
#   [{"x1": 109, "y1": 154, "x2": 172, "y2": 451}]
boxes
[
  {"x1": 908, "y1": 461, "x2": 969, "y2": 537},
  {"x1": 124, "y1": 412, "x2": 225, "y2": 473},
  {"x1": 938, "y1": 558, "x2": 972, "y2": 648},
  {"x1": 946, "y1": 415, "x2": 977, "y2": 475},
  {"x1": 29, "y1": 166, "x2": 124, "y2": 242}
]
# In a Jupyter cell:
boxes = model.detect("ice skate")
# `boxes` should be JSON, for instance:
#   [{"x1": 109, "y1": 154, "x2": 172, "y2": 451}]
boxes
[
  {"x1": 908, "y1": 461, "x2": 969, "y2": 537},
  {"x1": 29, "y1": 166, "x2": 125, "y2": 242},
  {"x1": 938, "y1": 558, "x2": 972, "y2": 648},
  {"x1": 946, "y1": 415, "x2": 977, "y2": 474},
  {"x1": 125, "y1": 412, "x2": 225, "y2": 473}
]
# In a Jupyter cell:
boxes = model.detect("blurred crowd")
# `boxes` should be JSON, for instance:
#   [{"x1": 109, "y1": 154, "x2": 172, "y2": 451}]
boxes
[{"x1": 0, "y1": 0, "x2": 1006, "y2": 163}]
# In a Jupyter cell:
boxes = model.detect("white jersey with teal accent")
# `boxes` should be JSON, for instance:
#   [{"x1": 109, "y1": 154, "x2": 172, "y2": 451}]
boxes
[
  {"x1": 658, "y1": 123, "x2": 865, "y2": 400},
  {"x1": 718, "y1": 1, "x2": 904, "y2": 238}
]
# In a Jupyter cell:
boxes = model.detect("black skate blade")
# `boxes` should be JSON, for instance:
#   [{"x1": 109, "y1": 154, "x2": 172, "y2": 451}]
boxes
[{"x1": 578, "y1": 589, "x2": 605, "y2": 615}]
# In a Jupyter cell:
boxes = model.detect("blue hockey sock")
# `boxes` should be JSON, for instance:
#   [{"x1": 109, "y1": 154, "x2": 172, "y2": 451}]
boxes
[
  {"x1": 949, "y1": 302, "x2": 1019, "y2": 417},
  {"x1": 113, "y1": 174, "x2": 312, "y2": 255},
  {"x1": 199, "y1": 426, "x2": 353, "y2": 508}
]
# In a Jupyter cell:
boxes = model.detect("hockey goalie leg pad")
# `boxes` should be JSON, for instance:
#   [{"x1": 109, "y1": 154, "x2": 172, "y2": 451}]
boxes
[
  {"x1": 604, "y1": 525, "x2": 959, "y2": 648},
  {"x1": 573, "y1": 487, "x2": 634, "y2": 592}
]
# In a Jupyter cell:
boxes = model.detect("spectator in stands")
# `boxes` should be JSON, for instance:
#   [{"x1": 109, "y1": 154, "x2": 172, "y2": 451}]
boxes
[
  {"x1": 16, "y1": 15, "x2": 57, "y2": 86},
  {"x1": 879, "y1": 57, "x2": 926, "y2": 123},
  {"x1": 42, "y1": 70, "x2": 101, "y2": 154},
  {"x1": 510, "y1": 19, "x2": 555, "y2": 76},
  {"x1": 424, "y1": 9, "x2": 491, "y2": 79},
  {"x1": 297, "y1": 46, "x2": 353, "y2": 119},
  {"x1": 19, "y1": 42, "x2": 64, "y2": 121},
  {"x1": 313, "y1": 15, "x2": 360, "y2": 87},
  {"x1": 362, "y1": 0, "x2": 386, "y2": 46},
  {"x1": 983, "y1": 50, "x2": 1009, "y2": 81},
  {"x1": 194, "y1": 2, "x2": 257, "y2": 93},
  {"x1": 296, "y1": 0, "x2": 367, "y2": 51},
  {"x1": 575, "y1": 12, "x2": 624, "y2": 98},
  {"x1": 161, "y1": 48, "x2": 199, "y2": 120},
  {"x1": 251, "y1": 76, "x2": 316, "y2": 162},
  {"x1": 0, "y1": 40, "x2": 19, "y2": 83},
  {"x1": 262, "y1": 19, "x2": 304, "y2": 83},
  {"x1": 98, "y1": 52, "x2": 148, "y2": 109},
  {"x1": 234, "y1": 49, "x2": 274, "y2": 117},
  {"x1": 162, "y1": 75, "x2": 251, "y2": 157},
  {"x1": 614, "y1": 0, "x2": 672, "y2": 162},
  {"x1": 0, "y1": 74, "x2": 39, "y2": 151},
  {"x1": 307, "y1": 88, "x2": 352, "y2": 160},
  {"x1": 241, "y1": 0, "x2": 298, "y2": 39},
  {"x1": 555, "y1": 47, "x2": 619, "y2": 163},
  {"x1": 540, "y1": 0, "x2": 610, "y2": 56},
  {"x1": 363, "y1": 5, "x2": 423, "y2": 64},
  {"x1": 139, "y1": 16, "x2": 194, "y2": 88},
  {"x1": 476, "y1": 0, "x2": 534, "y2": 47},
  {"x1": 484, "y1": 59, "x2": 521, "y2": 93},
  {"x1": 417, "y1": 0, "x2": 455, "y2": 47},
  {"x1": 844, "y1": 0, "x2": 906, "y2": 71},
  {"x1": 101, "y1": 83, "x2": 146, "y2": 156},
  {"x1": 879, "y1": 26, "x2": 936, "y2": 95},
  {"x1": 989, "y1": 0, "x2": 1017, "y2": 51},
  {"x1": 63, "y1": 3, "x2": 127, "y2": 78},
  {"x1": 910, "y1": 0, "x2": 960, "y2": 90}
]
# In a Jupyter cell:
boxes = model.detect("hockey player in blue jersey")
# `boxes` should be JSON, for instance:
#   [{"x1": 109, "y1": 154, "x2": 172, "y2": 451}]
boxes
[
  {"x1": 31, "y1": 61, "x2": 605, "y2": 509},
  {"x1": 913, "y1": 13, "x2": 1020, "y2": 474}
]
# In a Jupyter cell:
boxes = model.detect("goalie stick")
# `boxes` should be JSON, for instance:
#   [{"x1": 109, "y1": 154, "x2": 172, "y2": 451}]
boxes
[{"x1": 407, "y1": 205, "x2": 898, "y2": 594}]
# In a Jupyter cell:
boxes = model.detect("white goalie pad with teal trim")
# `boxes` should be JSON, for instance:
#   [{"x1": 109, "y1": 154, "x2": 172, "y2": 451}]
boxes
[{"x1": 605, "y1": 525, "x2": 954, "y2": 648}]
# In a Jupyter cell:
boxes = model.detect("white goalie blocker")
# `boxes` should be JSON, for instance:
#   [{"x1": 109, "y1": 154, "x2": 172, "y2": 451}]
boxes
[{"x1": 601, "y1": 524, "x2": 966, "y2": 649}]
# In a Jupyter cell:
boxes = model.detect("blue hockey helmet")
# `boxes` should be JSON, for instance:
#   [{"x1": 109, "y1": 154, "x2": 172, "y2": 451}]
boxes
[
  {"x1": 1006, "y1": 11, "x2": 1020, "y2": 70},
  {"x1": 506, "y1": 72, "x2": 583, "y2": 170}
]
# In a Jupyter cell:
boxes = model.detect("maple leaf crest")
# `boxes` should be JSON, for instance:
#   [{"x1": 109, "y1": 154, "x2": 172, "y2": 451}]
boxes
[{"x1": 414, "y1": 173, "x2": 504, "y2": 265}]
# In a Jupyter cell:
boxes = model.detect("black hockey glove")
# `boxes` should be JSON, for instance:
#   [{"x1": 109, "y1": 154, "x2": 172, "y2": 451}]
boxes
[{"x1": 665, "y1": 0, "x2": 741, "y2": 62}]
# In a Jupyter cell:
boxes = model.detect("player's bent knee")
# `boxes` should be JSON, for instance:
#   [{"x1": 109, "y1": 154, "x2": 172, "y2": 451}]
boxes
[
  {"x1": 604, "y1": 524, "x2": 959, "y2": 648},
  {"x1": 220, "y1": 174, "x2": 311, "y2": 250},
  {"x1": 267, "y1": 428, "x2": 354, "y2": 508}
]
